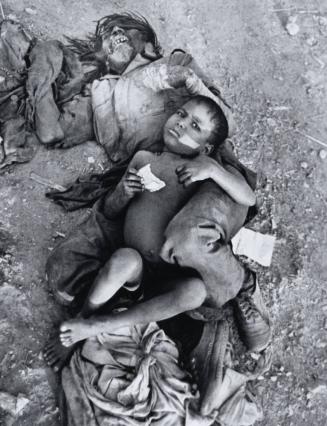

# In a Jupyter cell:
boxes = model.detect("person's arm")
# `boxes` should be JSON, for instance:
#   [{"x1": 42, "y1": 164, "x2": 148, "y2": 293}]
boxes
[
  {"x1": 176, "y1": 155, "x2": 256, "y2": 207},
  {"x1": 140, "y1": 62, "x2": 234, "y2": 133},
  {"x1": 103, "y1": 153, "x2": 145, "y2": 218}
]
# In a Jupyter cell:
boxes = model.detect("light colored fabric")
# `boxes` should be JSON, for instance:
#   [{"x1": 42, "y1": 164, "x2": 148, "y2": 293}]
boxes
[
  {"x1": 91, "y1": 52, "x2": 233, "y2": 164},
  {"x1": 61, "y1": 323, "x2": 215, "y2": 426}
]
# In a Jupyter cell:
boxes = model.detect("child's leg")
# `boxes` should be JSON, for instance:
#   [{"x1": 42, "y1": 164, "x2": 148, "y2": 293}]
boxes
[
  {"x1": 60, "y1": 275, "x2": 207, "y2": 347},
  {"x1": 81, "y1": 248, "x2": 143, "y2": 317}
]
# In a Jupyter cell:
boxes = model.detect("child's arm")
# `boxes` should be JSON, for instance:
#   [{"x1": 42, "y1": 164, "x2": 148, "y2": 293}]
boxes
[
  {"x1": 176, "y1": 155, "x2": 256, "y2": 207},
  {"x1": 103, "y1": 152, "x2": 146, "y2": 218}
]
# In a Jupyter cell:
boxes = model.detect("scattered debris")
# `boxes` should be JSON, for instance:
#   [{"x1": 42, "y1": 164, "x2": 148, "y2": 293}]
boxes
[
  {"x1": 286, "y1": 16, "x2": 300, "y2": 36},
  {"x1": 232, "y1": 228, "x2": 276, "y2": 267},
  {"x1": 271, "y1": 106, "x2": 291, "y2": 111},
  {"x1": 296, "y1": 130, "x2": 327, "y2": 149},
  {"x1": 87, "y1": 156, "x2": 95, "y2": 164},
  {"x1": 300, "y1": 161, "x2": 308, "y2": 169},
  {"x1": 0, "y1": 392, "x2": 29, "y2": 416},
  {"x1": 0, "y1": 2, "x2": 5, "y2": 19},
  {"x1": 308, "y1": 382, "x2": 327, "y2": 395},
  {"x1": 318, "y1": 149, "x2": 327, "y2": 160},
  {"x1": 54, "y1": 231, "x2": 66, "y2": 238},
  {"x1": 29, "y1": 172, "x2": 67, "y2": 192},
  {"x1": 25, "y1": 7, "x2": 37, "y2": 15}
]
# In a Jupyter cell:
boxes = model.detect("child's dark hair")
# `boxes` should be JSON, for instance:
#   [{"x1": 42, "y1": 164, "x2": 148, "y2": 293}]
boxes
[{"x1": 191, "y1": 95, "x2": 229, "y2": 149}]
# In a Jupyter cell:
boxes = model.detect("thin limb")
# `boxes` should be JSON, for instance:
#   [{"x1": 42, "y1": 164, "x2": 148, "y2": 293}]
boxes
[
  {"x1": 59, "y1": 276, "x2": 207, "y2": 347},
  {"x1": 44, "y1": 248, "x2": 143, "y2": 371}
]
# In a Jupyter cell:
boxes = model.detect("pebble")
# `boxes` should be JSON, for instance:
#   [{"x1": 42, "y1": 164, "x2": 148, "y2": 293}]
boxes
[
  {"x1": 286, "y1": 17, "x2": 300, "y2": 36},
  {"x1": 300, "y1": 161, "x2": 308, "y2": 169},
  {"x1": 319, "y1": 149, "x2": 327, "y2": 160},
  {"x1": 87, "y1": 156, "x2": 95, "y2": 164},
  {"x1": 7, "y1": 14, "x2": 18, "y2": 21},
  {"x1": 306, "y1": 37, "x2": 317, "y2": 47},
  {"x1": 270, "y1": 376, "x2": 278, "y2": 382},
  {"x1": 309, "y1": 383, "x2": 327, "y2": 395},
  {"x1": 250, "y1": 352, "x2": 260, "y2": 360},
  {"x1": 267, "y1": 117, "x2": 276, "y2": 127},
  {"x1": 25, "y1": 7, "x2": 37, "y2": 15}
]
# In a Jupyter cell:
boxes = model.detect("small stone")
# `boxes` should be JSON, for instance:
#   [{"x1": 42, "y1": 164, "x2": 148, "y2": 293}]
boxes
[
  {"x1": 315, "y1": 341, "x2": 327, "y2": 349},
  {"x1": 267, "y1": 117, "x2": 276, "y2": 127},
  {"x1": 87, "y1": 156, "x2": 95, "y2": 164},
  {"x1": 286, "y1": 20, "x2": 300, "y2": 36},
  {"x1": 286, "y1": 372, "x2": 293, "y2": 377},
  {"x1": 0, "y1": 76, "x2": 5, "y2": 84},
  {"x1": 7, "y1": 14, "x2": 18, "y2": 21},
  {"x1": 319, "y1": 149, "x2": 327, "y2": 160},
  {"x1": 250, "y1": 352, "x2": 260, "y2": 360},
  {"x1": 300, "y1": 161, "x2": 308, "y2": 169},
  {"x1": 309, "y1": 383, "x2": 327, "y2": 395},
  {"x1": 306, "y1": 37, "x2": 317, "y2": 46},
  {"x1": 270, "y1": 376, "x2": 278, "y2": 382},
  {"x1": 25, "y1": 7, "x2": 37, "y2": 15}
]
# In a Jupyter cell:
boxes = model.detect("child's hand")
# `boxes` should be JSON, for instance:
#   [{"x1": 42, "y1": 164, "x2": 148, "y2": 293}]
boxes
[
  {"x1": 119, "y1": 168, "x2": 144, "y2": 199},
  {"x1": 176, "y1": 156, "x2": 217, "y2": 187}
]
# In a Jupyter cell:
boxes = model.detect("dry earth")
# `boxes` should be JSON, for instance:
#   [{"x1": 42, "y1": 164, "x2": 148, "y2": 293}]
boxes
[{"x1": 0, "y1": 0, "x2": 326, "y2": 425}]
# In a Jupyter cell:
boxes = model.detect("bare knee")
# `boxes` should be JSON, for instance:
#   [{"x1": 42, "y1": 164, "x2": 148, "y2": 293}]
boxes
[
  {"x1": 104, "y1": 248, "x2": 143, "y2": 278},
  {"x1": 176, "y1": 278, "x2": 207, "y2": 311}
]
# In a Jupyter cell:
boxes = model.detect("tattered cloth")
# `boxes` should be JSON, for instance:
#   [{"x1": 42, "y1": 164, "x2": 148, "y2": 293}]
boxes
[{"x1": 61, "y1": 323, "x2": 214, "y2": 426}]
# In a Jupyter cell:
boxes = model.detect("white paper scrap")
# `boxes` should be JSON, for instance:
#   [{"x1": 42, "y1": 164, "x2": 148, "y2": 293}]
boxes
[
  {"x1": 231, "y1": 228, "x2": 276, "y2": 267},
  {"x1": 137, "y1": 164, "x2": 166, "y2": 192}
]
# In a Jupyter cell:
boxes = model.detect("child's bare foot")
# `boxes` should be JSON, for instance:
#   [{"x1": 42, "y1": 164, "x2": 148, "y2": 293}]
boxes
[
  {"x1": 59, "y1": 319, "x2": 97, "y2": 347},
  {"x1": 43, "y1": 336, "x2": 75, "y2": 372}
]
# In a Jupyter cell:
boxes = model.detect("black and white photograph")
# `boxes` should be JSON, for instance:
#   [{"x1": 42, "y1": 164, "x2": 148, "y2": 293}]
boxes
[{"x1": 0, "y1": 0, "x2": 326, "y2": 425}]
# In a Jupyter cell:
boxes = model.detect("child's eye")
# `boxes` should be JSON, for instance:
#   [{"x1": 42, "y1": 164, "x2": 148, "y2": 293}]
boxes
[
  {"x1": 191, "y1": 121, "x2": 200, "y2": 131},
  {"x1": 176, "y1": 110, "x2": 185, "y2": 117}
]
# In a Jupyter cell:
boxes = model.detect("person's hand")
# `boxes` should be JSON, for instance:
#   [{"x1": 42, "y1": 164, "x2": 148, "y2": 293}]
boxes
[
  {"x1": 176, "y1": 156, "x2": 217, "y2": 187},
  {"x1": 119, "y1": 168, "x2": 144, "y2": 199}
]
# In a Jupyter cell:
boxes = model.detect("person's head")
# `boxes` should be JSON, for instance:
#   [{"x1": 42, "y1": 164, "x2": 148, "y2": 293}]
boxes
[
  {"x1": 163, "y1": 95, "x2": 228, "y2": 157},
  {"x1": 95, "y1": 13, "x2": 161, "y2": 73}
]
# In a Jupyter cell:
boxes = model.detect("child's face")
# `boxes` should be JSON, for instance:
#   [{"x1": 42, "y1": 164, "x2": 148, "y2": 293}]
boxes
[{"x1": 163, "y1": 100, "x2": 215, "y2": 156}]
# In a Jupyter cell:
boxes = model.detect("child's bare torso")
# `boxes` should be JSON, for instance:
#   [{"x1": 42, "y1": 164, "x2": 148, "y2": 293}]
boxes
[{"x1": 124, "y1": 151, "x2": 197, "y2": 263}]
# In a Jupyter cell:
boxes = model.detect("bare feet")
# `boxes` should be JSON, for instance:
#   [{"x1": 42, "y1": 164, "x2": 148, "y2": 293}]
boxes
[
  {"x1": 60, "y1": 319, "x2": 97, "y2": 347},
  {"x1": 43, "y1": 336, "x2": 75, "y2": 372}
]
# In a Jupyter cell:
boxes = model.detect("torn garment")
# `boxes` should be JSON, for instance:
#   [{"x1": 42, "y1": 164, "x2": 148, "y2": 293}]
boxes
[{"x1": 61, "y1": 323, "x2": 214, "y2": 426}]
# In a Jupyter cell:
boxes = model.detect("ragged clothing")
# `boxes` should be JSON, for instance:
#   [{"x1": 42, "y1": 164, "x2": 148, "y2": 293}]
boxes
[
  {"x1": 92, "y1": 51, "x2": 234, "y2": 164},
  {"x1": 61, "y1": 321, "x2": 264, "y2": 426},
  {"x1": 61, "y1": 322, "x2": 214, "y2": 426},
  {"x1": 0, "y1": 20, "x2": 93, "y2": 170},
  {"x1": 46, "y1": 141, "x2": 257, "y2": 304},
  {"x1": 0, "y1": 19, "x2": 233, "y2": 171}
]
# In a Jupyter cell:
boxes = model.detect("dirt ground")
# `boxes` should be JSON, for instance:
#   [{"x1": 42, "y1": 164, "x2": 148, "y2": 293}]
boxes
[{"x1": 0, "y1": 0, "x2": 326, "y2": 425}]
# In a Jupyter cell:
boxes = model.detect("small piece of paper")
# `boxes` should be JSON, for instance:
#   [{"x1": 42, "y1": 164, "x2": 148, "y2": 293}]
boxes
[
  {"x1": 231, "y1": 228, "x2": 276, "y2": 267},
  {"x1": 137, "y1": 164, "x2": 166, "y2": 192}
]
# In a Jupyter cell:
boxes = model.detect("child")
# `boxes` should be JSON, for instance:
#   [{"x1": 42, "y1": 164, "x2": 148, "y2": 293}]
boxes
[{"x1": 59, "y1": 95, "x2": 256, "y2": 347}]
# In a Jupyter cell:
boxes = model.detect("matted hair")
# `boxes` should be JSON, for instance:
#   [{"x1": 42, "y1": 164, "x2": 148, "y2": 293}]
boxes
[{"x1": 66, "y1": 12, "x2": 161, "y2": 61}]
